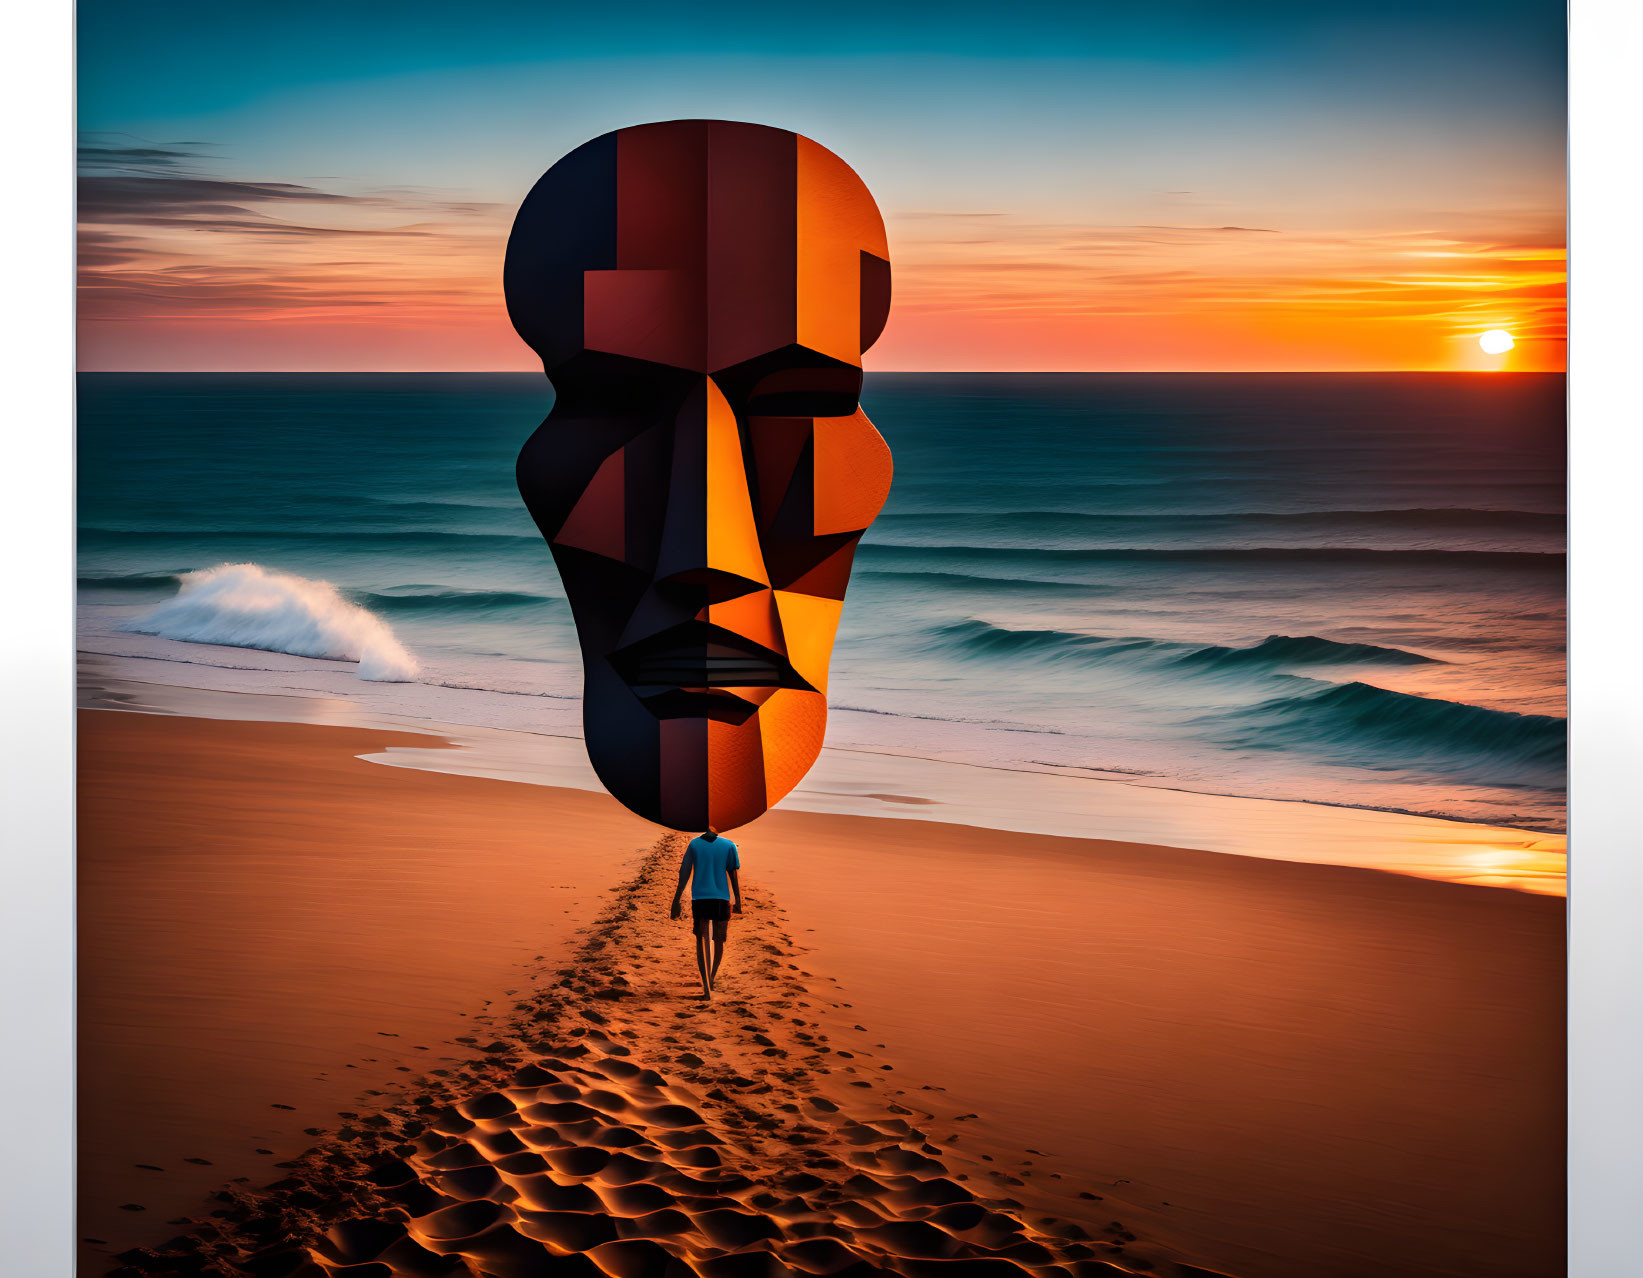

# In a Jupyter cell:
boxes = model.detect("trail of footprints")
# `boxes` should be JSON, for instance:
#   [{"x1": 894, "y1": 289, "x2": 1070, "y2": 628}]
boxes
[{"x1": 111, "y1": 835, "x2": 1202, "y2": 1278}]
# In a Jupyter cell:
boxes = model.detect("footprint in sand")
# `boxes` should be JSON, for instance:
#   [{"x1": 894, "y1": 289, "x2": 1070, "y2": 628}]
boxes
[{"x1": 124, "y1": 834, "x2": 1145, "y2": 1278}]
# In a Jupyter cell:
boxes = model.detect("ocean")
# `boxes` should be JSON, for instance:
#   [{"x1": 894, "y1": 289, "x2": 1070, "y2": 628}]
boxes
[{"x1": 76, "y1": 372, "x2": 1567, "y2": 839}]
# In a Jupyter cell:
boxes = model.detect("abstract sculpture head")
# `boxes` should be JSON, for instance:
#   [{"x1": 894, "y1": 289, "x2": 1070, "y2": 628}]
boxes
[{"x1": 505, "y1": 120, "x2": 893, "y2": 832}]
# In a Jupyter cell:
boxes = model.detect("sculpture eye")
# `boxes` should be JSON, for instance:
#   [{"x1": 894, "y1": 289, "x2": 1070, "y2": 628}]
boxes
[
  {"x1": 745, "y1": 365, "x2": 862, "y2": 419},
  {"x1": 552, "y1": 354, "x2": 697, "y2": 418}
]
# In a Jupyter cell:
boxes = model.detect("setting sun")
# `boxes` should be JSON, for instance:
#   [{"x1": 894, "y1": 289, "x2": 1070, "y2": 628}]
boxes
[{"x1": 1479, "y1": 329, "x2": 1516, "y2": 355}]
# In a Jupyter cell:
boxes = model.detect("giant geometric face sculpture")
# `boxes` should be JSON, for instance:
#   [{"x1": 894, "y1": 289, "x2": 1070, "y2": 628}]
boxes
[{"x1": 505, "y1": 120, "x2": 893, "y2": 832}]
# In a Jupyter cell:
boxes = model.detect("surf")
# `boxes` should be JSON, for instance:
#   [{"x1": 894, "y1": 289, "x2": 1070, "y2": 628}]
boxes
[
  {"x1": 118, "y1": 563, "x2": 421, "y2": 682},
  {"x1": 1211, "y1": 680, "x2": 1566, "y2": 781},
  {"x1": 924, "y1": 619, "x2": 1440, "y2": 673}
]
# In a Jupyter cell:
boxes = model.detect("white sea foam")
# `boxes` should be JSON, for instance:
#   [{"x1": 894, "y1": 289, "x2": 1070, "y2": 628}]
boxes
[{"x1": 118, "y1": 563, "x2": 420, "y2": 682}]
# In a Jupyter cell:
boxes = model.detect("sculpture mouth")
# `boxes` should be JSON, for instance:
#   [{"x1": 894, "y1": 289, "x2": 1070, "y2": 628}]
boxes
[{"x1": 609, "y1": 621, "x2": 813, "y2": 722}]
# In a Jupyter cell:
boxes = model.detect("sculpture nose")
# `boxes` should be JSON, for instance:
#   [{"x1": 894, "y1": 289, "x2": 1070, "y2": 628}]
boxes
[{"x1": 654, "y1": 376, "x2": 768, "y2": 607}]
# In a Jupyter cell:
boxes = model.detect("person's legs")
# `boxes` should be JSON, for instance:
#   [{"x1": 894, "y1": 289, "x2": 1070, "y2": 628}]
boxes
[
  {"x1": 710, "y1": 918, "x2": 730, "y2": 986},
  {"x1": 692, "y1": 918, "x2": 713, "y2": 996}
]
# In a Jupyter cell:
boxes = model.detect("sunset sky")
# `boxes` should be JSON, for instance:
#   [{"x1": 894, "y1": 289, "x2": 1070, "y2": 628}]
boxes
[{"x1": 76, "y1": 0, "x2": 1566, "y2": 372}]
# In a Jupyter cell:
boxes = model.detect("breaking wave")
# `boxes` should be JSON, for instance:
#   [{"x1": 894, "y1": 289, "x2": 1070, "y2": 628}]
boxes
[
  {"x1": 118, "y1": 563, "x2": 420, "y2": 682},
  {"x1": 1175, "y1": 634, "x2": 1439, "y2": 670},
  {"x1": 350, "y1": 586, "x2": 557, "y2": 616},
  {"x1": 927, "y1": 619, "x2": 1437, "y2": 671},
  {"x1": 1212, "y1": 681, "x2": 1566, "y2": 782}
]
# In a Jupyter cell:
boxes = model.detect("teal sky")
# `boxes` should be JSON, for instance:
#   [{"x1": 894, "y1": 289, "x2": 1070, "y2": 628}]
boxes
[{"x1": 76, "y1": 1, "x2": 1568, "y2": 371}]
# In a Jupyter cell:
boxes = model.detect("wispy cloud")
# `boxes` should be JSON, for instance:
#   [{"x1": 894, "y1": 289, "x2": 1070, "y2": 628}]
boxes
[
  {"x1": 76, "y1": 135, "x2": 1564, "y2": 371},
  {"x1": 1133, "y1": 225, "x2": 1280, "y2": 234},
  {"x1": 77, "y1": 134, "x2": 218, "y2": 176},
  {"x1": 77, "y1": 134, "x2": 510, "y2": 333}
]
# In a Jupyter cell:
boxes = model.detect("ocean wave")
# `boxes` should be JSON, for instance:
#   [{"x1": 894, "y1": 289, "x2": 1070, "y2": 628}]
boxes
[
  {"x1": 79, "y1": 526, "x2": 538, "y2": 547},
  {"x1": 358, "y1": 497, "x2": 521, "y2": 512},
  {"x1": 81, "y1": 572, "x2": 559, "y2": 618},
  {"x1": 117, "y1": 563, "x2": 420, "y2": 682},
  {"x1": 853, "y1": 569, "x2": 1092, "y2": 593},
  {"x1": 78, "y1": 570, "x2": 185, "y2": 591},
  {"x1": 921, "y1": 619, "x2": 1160, "y2": 663},
  {"x1": 1213, "y1": 681, "x2": 1566, "y2": 780},
  {"x1": 876, "y1": 507, "x2": 1562, "y2": 528},
  {"x1": 81, "y1": 530, "x2": 1564, "y2": 568},
  {"x1": 860, "y1": 543, "x2": 1563, "y2": 568},
  {"x1": 1175, "y1": 634, "x2": 1439, "y2": 670},
  {"x1": 924, "y1": 619, "x2": 1439, "y2": 673},
  {"x1": 350, "y1": 587, "x2": 558, "y2": 615},
  {"x1": 863, "y1": 508, "x2": 1564, "y2": 556}
]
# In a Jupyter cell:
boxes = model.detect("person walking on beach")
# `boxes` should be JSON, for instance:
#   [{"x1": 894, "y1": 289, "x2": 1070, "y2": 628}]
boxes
[{"x1": 670, "y1": 827, "x2": 742, "y2": 999}]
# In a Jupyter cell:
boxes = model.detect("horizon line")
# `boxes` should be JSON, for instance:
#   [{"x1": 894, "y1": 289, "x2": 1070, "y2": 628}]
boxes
[{"x1": 75, "y1": 367, "x2": 1564, "y2": 376}]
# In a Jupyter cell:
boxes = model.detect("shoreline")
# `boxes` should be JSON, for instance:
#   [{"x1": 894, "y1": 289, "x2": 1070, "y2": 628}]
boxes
[
  {"x1": 81, "y1": 709, "x2": 1564, "y2": 1277},
  {"x1": 79, "y1": 652, "x2": 1566, "y2": 896}
]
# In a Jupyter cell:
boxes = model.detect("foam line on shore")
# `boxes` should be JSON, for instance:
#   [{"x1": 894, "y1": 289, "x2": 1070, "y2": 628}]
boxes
[{"x1": 74, "y1": 662, "x2": 1568, "y2": 896}]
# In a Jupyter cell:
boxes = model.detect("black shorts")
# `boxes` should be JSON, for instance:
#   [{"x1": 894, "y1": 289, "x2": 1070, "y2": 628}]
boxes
[{"x1": 691, "y1": 898, "x2": 732, "y2": 922}]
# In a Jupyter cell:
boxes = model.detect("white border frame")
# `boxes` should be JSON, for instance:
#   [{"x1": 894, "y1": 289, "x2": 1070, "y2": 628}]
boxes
[
  {"x1": 8, "y1": 1, "x2": 1641, "y2": 1272},
  {"x1": 1, "y1": 0, "x2": 75, "y2": 1272},
  {"x1": 1567, "y1": 0, "x2": 1643, "y2": 1273}
]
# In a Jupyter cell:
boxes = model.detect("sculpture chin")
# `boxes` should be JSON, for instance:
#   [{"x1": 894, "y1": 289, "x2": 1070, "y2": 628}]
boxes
[{"x1": 580, "y1": 667, "x2": 828, "y2": 832}]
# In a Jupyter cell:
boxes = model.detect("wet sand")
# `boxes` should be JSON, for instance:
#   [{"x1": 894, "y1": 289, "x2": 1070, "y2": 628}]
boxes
[{"x1": 80, "y1": 710, "x2": 1564, "y2": 1277}]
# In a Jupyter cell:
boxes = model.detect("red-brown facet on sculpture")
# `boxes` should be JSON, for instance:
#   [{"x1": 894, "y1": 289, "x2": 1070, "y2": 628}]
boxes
[{"x1": 506, "y1": 120, "x2": 894, "y2": 832}]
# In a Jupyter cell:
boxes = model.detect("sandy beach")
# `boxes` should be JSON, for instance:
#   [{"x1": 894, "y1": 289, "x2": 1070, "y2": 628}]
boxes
[
  {"x1": 78, "y1": 711, "x2": 655, "y2": 1264},
  {"x1": 81, "y1": 708, "x2": 1564, "y2": 1278}
]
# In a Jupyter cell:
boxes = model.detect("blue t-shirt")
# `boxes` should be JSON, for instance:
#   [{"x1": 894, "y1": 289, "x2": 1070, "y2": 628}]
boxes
[{"x1": 681, "y1": 835, "x2": 739, "y2": 901}]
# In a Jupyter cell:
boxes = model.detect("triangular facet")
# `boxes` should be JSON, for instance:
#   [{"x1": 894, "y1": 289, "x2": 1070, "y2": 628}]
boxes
[{"x1": 552, "y1": 448, "x2": 625, "y2": 561}]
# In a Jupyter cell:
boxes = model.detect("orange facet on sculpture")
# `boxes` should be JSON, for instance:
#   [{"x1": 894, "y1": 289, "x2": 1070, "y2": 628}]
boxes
[{"x1": 506, "y1": 120, "x2": 894, "y2": 832}]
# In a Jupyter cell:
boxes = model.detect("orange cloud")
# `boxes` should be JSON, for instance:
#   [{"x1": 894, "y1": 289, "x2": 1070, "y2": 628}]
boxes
[{"x1": 869, "y1": 213, "x2": 1565, "y2": 371}]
